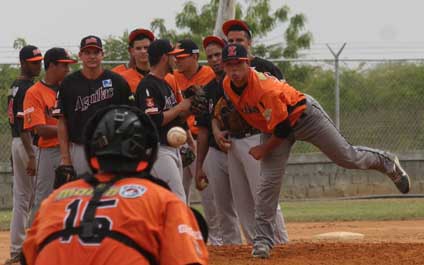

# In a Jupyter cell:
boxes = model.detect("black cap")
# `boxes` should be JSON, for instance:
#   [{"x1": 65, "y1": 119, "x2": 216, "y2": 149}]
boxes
[
  {"x1": 222, "y1": 44, "x2": 249, "y2": 62},
  {"x1": 19, "y1": 45, "x2": 43, "y2": 62},
  {"x1": 44, "y1": 47, "x2": 77, "y2": 68},
  {"x1": 222, "y1": 19, "x2": 252, "y2": 38},
  {"x1": 169, "y1": 39, "x2": 200, "y2": 58},
  {"x1": 80, "y1": 35, "x2": 103, "y2": 51},
  {"x1": 148, "y1": 39, "x2": 184, "y2": 59}
]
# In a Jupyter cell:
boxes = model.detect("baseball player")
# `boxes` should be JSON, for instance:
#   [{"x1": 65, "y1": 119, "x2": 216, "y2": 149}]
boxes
[
  {"x1": 23, "y1": 48, "x2": 77, "y2": 225},
  {"x1": 220, "y1": 43, "x2": 411, "y2": 258},
  {"x1": 222, "y1": 19, "x2": 283, "y2": 80},
  {"x1": 164, "y1": 39, "x2": 222, "y2": 245},
  {"x1": 195, "y1": 36, "x2": 242, "y2": 245},
  {"x1": 55, "y1": 35, "x2": 133, "y2": 177},
  {"x1": 135, "y1": 39, "x2": 192, "y2": 202},
  {"x1": 5, "y1": 45, "x2": 42, "y2": 265},
  {"x1": 22, "y1": 105, "x2": 208, "y2": 265},
  {"x1": 120, "y1": 28, "x2": 155, "y2": 93}
]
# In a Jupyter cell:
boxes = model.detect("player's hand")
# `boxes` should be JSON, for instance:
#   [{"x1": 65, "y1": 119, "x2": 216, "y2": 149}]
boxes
[
  {"x1": 26, "y1": 156, "x2": 36, "y2": 176},
  {"x1": 213, "y1": 129, "x2": 231, "y2": 153},
  {"x1": 195, "y1": 167, "x2": 209, "y2": 191},
  {"x1": 249, "y1": 144, "x2": 268, "y2": 160},
  {"x1": 178, "y1": 98, "x2": 192, "y2": 113}
]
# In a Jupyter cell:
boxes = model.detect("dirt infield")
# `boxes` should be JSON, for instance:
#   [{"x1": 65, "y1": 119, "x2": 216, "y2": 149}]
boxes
[{"x1": 2, "y1": 220, "x2": 424, "y2": 265}]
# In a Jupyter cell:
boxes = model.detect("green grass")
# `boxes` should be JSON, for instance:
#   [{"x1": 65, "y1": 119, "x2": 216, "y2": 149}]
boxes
[
  {"x1": 0, "y1": 210, "x2": 11, "y2": 230},
  {"x1": 2, "y1": 198, "x2": 424, "y2": 230},
  {"x1": 281, "y1": 198, "x2": 424, "y2": 222}
]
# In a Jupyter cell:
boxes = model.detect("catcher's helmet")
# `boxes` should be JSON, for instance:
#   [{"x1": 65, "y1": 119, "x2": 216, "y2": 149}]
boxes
[{"x1": 83, "y1": 105, "x2": 159, "y2": 174}]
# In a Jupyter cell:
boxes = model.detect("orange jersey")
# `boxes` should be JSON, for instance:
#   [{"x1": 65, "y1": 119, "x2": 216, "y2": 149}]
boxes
[
  {"x1": 22, "y1": 176, "x2": 208, "y2": 265},
  {"x1": 222, "y1": 69, "x2": 306, "y2": 134},
  {"x1": 23, "y1": 81, "x2": 59, "y2": 147},
  {"x1": 120, "y1": 68, "x2": 145, "y2": 94},
  {"x1": 111, "y1": 64, "x2": 128, "y2": 74},
  {"x1": 165, "y1": 66, "x2": 215, "y2": 135}
]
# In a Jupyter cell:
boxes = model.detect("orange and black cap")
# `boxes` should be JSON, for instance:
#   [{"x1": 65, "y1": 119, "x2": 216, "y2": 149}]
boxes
[
  {"x1": 129, "y1": 28, "x2": 155, "y2": 44},
  {"x1": 222, "y1": 19, "x2": 252, "y2": 38},
  {"x1": 169, "y1": 39, "x2": 200, "y2": 58},
  {"x1": 19, "y1": 45, "x2": 43, "y2": 62},
  {"x1": 148, "y1": 39, "x2": 184, "y2": 58},
  {"x1": 203, "y1": 35, "x2": 226, "y2": 49},
  {"x1": 44, "y1": 47, "x2": 77, "y2": 69},
  {"x1": 80, "y1": 35, "x2": 103, "y2": 51},
  {"x1": 222, "y1": 44, "x2": 249, "y2": 63}
]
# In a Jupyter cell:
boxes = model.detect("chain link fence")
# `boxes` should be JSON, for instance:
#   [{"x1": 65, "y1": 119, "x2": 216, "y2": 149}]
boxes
[{"x1": 1, "y1": 59, "x2": 423, "y2": 164}]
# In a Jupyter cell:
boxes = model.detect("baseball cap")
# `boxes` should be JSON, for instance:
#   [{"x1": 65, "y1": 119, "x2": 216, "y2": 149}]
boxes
[
  {"x1": 148, "y1": 39, "x2": 184, "y2": 59},
  {"x1": 222, "y1": 19, "x2": 252, "y2": 38},
  {"x1": 202, "y1": 36, "x2": 226, "y2": 49},
  {"x1": 80, "y1": 35, "x2": 103, "y2": 51},
  {"x1": 222, "y1": 44, "x2": 249, "y2": 62},
  {"x1": 129, "y1": 28, "x2": 155, "y2": 43},
  {"x1": 44, "y1": 47, "x2": 77, "y2": 68},
  {"x1": 169, "y1": 39, "x2": 200, "y2": 58},
  {"x1": 19, "y1": 45, "x2": 43, "y2": 62}
]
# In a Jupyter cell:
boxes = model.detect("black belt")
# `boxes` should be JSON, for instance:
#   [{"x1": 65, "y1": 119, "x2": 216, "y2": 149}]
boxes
[{"x1": 230, "y1": 128, "x2": 261, "y2": 139}]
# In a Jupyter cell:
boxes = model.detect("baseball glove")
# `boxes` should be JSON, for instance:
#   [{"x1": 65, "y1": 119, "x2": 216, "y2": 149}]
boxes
[
  {"x1": 214, "y1": 97, "x2": 251, "y2": 136},
  {"x1": 180, "y1": 146, "x2": 196, "y2": 168},
  {"x1": 183, "y1": 85, "x2": 208, "y2": 116},
  {"x1": 54, "y1": 165, "x2": 77, "y2": 189}
]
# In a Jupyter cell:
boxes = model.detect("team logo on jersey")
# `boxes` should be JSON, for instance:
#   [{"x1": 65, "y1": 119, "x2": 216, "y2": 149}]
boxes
[
  {"x1": 262, "y1": 108, "x2": 272, "y2": 121},
  {"x1": 102, "y1": 79, "x2": 112, "y2": 88},
  {"x1": 119, "y1": 184, "x2": 147, "y2": 199}
]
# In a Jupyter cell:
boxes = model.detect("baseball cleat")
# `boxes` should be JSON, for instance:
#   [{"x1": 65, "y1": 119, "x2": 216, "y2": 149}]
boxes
[
  {"x1": 251, "y1": 243, "x2": 270, "y2": 259},
  {"x1": 388, "y1": 156, "x2": 411, "y2": 194}
]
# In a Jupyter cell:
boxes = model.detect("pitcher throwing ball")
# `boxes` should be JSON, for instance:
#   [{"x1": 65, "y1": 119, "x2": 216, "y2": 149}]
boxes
[{"x1": 220, "y1": 43, "x2": 411, "y2": 258}]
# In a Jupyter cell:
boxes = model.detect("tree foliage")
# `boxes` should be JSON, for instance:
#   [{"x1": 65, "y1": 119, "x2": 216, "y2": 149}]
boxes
[{"x1": 151, "y1": 0, "x2": 312, "y2": 61}]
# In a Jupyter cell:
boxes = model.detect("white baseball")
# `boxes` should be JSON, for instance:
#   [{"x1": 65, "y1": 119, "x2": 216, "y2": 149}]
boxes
[{"x1": 167, "y1": 126, "x2": 187, "y2": 147}]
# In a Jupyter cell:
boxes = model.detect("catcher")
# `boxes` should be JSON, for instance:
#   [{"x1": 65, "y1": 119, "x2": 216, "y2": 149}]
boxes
[{"x1": 21, "y1": 105, "x2": 209, "y2": 265}]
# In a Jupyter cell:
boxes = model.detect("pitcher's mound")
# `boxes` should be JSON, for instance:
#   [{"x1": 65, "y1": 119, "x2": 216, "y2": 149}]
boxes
[{"x1": 313, "y1": 231, "x2": 365, "y2": 241}]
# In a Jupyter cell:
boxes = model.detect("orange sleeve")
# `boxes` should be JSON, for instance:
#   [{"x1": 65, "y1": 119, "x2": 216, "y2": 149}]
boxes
[
  {"x1": 159, "y1": 201, "x2": 208, "y2": 265},
  {"x1": 164, "y1": 74, "x2": 183, "y2": 102},
  {"x1": 257, "y1": 90, "x2": 289, "y2": 131},
  {"x1": 23, "y1": 89, "x2": 46, "y2": 130}
]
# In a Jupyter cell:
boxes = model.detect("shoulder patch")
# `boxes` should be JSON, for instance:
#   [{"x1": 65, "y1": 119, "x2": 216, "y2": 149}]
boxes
[
  {"x1": 119, "y1": 184, "x2": 147, "y2": 199},
  {"x1": 256, "y1": 71, "x2": 267, "y2": 80},
  {"x1": 262, "y1": 108, "x2": 272, "y2": 121},
  {"x1": 102, "y1": 79, "x2": 112, "y2": 88}
]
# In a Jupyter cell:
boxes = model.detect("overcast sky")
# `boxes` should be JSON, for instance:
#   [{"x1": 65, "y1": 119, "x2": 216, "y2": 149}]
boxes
[{"x1": 1, "y1": 0, "x2": 424, "y2": 62}]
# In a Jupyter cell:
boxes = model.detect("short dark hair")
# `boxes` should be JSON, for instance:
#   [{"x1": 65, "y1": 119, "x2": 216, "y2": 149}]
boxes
[
  {"x1": 228, "y1": 29, "x2": 252, "y2": 41},
  {"x1": 129, "y1": 35, "x2": 151, "y2": 48}
]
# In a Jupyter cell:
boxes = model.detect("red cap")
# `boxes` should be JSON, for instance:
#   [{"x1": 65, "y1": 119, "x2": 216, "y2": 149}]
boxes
[
  {"x1": 129, "y1": 28, "x2": 155, "y2": 43},
  {"x1": 222, "y1": 19, "x2": 252, "y2": 37},
  {"x1": 202, "y1": 36, "x2": 226, "y2": 49}
]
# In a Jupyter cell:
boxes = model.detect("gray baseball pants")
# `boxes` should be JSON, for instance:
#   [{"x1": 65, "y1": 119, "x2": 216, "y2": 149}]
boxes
[
  {"x1": 228, "y1": 134, "x2": 288, "y2": 244},
  {"x1": 255, "y1": 95, "x2": 397, "y2": 247},
  {"x1": 203, "y1": 147, "x2": 242, "y2": 245},
  {"x1": 29, "y1": 146, "x2": 61, "y2": 224},
  {"x1": 10, "y1": 138, "x2": 36, "y2": 255},
  {"x1": 152, "y1": 145, "x2": 186, "y2": 202},
  {"x1": 184, "y1": 145, "x2": 223, "y2": 245}
]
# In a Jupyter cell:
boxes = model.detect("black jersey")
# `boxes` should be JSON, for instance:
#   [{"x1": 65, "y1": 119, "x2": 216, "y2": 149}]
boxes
[
  {"x1": 135, "y1": 74, "x2": 187, "y2": 146},
  {"x1": 55, "y1": 69, "x2": 133, "y2": 144},
  {"x1": 8, "y1": 79, "x2": 34, "y2": 137},
  {"x1": 251, "y1": 57, "x2": 283, "y2": 80},
  {"x1": 195, "y1": 78, "x2": 224, "y2": 150}
]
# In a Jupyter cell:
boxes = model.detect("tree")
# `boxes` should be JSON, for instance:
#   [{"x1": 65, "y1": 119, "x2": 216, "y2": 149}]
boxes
[
  {"x1": 150, "y1": 0, "x2": 312, "y2": 61},
  {"x1": 13, "y1": 38, "x2": 27, "y2": 50}
]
